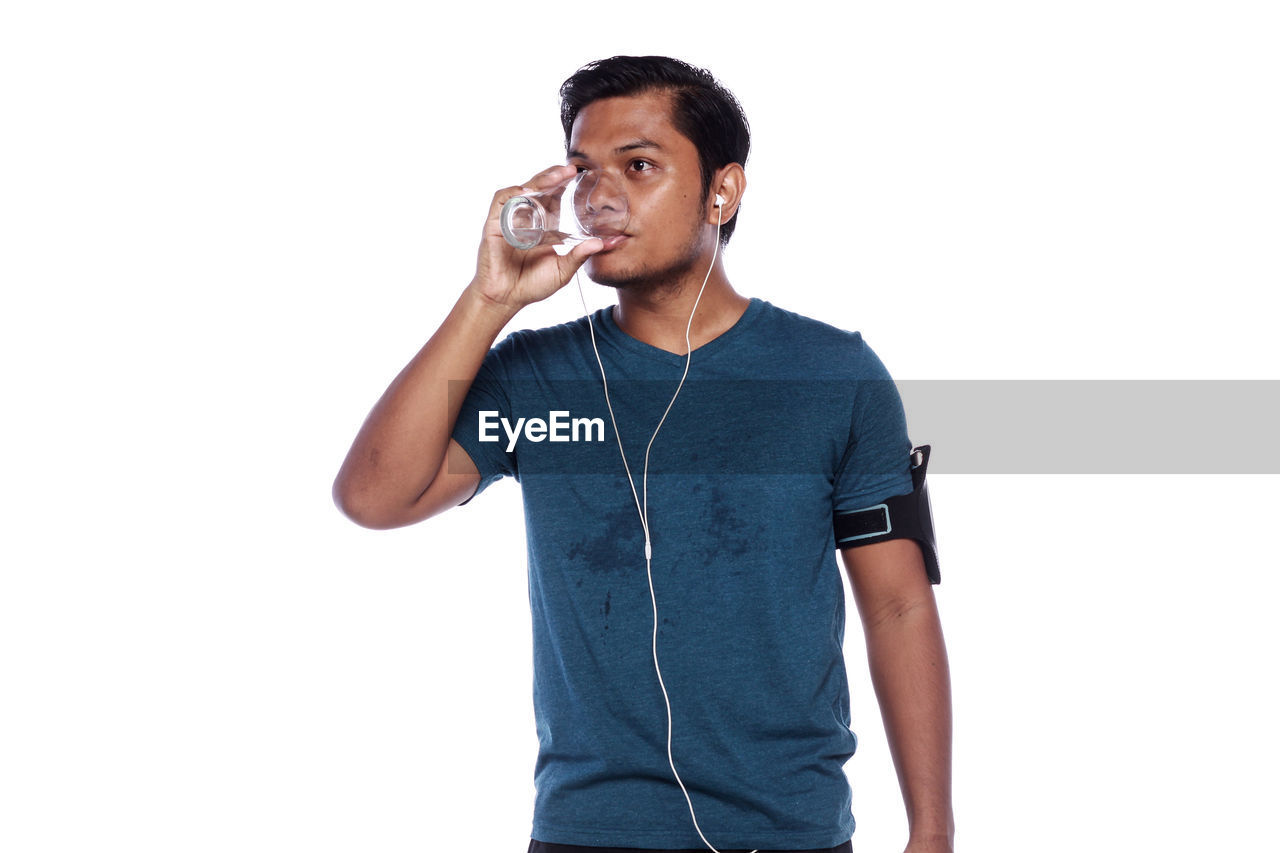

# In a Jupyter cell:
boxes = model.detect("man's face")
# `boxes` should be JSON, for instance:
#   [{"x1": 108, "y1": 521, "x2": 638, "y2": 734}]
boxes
[{"x1": 567, "y1": 92, "x2": 711, "y2": 291}]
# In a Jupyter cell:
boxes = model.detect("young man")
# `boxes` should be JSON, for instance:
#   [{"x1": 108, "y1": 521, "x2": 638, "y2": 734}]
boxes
[{"x1": 333, "y1": 57, "x2": 953, "y2": 853}]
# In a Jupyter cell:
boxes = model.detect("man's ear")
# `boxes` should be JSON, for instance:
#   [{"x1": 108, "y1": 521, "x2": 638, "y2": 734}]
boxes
[{"x1": 707, "y1": 163, "x2": 746, "y2": 223}]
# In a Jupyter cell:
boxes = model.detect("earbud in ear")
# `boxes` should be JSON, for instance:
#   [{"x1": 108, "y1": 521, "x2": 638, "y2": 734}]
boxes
[{"x1": 715, "y1": 193, "x2": 726, "y2": 207}]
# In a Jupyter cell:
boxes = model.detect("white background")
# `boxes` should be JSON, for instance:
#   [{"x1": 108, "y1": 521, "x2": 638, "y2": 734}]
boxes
[{"x1": 2, "y1": 1, "x2": 1277, "y2": 851}]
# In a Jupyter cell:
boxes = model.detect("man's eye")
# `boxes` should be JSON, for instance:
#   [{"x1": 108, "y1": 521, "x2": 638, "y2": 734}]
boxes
[
  {"x1": 574, "y1": 165, "x2": 588, "y2": 174},
  {"x1": 630, "y1": 160, "x2": 654, "y2": 172}
]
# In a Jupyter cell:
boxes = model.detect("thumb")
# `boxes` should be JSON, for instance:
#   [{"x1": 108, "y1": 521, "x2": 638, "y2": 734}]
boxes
[{"x1": 556, "y1": 236, "x2": 604, "y2": 280}]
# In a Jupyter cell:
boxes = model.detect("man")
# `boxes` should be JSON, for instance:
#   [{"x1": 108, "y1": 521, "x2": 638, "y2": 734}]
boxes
[{"x1": 333, "y1": 56, "x2": 953, "y2": 853}]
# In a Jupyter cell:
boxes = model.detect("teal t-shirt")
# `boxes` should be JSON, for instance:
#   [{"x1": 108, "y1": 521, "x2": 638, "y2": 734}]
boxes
[{"x1": 450, "y1": 297, "x2": 914, "y2": 849}]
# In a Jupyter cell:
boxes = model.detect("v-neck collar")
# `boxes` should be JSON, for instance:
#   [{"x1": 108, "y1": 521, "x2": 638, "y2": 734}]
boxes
[{"x1": 594, "y1": 297, "x2": 766, "y2": 367}]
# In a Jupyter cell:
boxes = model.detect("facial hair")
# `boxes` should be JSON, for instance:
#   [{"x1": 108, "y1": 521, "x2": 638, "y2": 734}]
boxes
[{"x1": 587, "y1": 217, "x2": 707, "y2": 296}]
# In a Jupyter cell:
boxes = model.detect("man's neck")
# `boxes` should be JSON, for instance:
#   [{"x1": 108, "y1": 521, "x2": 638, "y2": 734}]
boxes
[{"x1": 611, "y1": 263, "x2": 750, "y2": 356}]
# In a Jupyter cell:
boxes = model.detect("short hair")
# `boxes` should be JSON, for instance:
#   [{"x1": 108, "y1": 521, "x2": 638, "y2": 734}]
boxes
[{"x1": 560, "y1": 56, "x2": 751, "y2": 246}]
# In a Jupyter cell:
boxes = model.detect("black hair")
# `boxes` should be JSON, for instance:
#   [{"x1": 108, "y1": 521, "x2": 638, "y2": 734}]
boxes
[{"x1": 559, "y1": 56, "x2": 750, "y2": 246}]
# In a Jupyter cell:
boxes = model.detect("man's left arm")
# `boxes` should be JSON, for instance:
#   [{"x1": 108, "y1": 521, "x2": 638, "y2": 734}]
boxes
[{"x1": 841, "y1": 538, "x2": 954, "y2": 853}]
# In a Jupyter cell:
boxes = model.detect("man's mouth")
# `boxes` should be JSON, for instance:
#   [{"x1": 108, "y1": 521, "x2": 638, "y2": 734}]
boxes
[{"x1": 595, "y1": 233, "x2": 630, "y2": 251}]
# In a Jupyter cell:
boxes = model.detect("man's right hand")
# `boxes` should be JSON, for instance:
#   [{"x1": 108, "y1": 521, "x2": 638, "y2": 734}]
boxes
[
  {"x1": 469, "y1": 165, "x2": 606, "y2": 313},
  {"x1": 333, "y1": 165, "x2": 611, "y2": 529}
]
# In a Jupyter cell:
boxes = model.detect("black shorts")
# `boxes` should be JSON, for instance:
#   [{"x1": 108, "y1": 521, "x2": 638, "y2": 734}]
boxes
[{"x1": 527, "y1": 841, "x2": 853, "y2": 853}]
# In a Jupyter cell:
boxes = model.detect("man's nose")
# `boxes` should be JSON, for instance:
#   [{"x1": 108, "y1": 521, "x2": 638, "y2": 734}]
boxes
[{"x1": 580, "y1": 170, "x2": 625, "y2": 214}]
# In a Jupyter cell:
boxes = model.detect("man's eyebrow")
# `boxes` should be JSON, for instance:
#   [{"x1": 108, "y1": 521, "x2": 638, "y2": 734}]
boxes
[
  {"x1": 567, "y1": 139, "x2": 665, "y2": 160},
  {"x1": 614, "y1": 138, "x2": 663, "y2": 154}
]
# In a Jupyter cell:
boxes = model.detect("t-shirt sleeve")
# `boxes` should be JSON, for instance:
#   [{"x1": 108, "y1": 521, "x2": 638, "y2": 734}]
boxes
[
  {"x1": 832, "y1": 334, "x2": 915, "y2": 513},
  {"x1": 449, "y1": 333, "x2": 520, "y2": 506}
]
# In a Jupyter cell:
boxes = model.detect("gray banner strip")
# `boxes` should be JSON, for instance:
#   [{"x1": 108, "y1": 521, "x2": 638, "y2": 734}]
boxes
[{"x1": 898, "y1": 380, "x2": 1280, "y2": 473}]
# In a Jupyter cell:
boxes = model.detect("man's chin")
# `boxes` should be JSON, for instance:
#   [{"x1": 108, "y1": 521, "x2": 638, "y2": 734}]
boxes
[
  {"x1": 584, "y1": 242, "x2": 700, "y2": 292},
  {"x1": 584, "y1": 256, "x2": 640, "y2": 289}
]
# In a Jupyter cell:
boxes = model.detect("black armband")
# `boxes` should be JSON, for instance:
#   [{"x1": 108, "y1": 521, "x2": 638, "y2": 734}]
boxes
[{"x1": 834, "y1": 445, "x2": 940, "y2": 584}]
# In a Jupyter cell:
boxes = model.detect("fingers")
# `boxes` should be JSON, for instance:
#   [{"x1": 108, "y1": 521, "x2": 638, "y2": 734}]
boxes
[
  {"x1": 485, "y1": 165, "x2": 575, "y2": 226},
  {"x1": 487, "y1": 183, "x2": 534, "y2": 222},
  {"x1": 523, "y1": 164, "x2": 577, "y2": 192}
]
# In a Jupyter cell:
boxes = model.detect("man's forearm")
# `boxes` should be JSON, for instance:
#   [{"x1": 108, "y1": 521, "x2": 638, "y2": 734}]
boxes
[
  {"x1": 863, "y1": 593, "x2": 954, "y2": 849},
  {"x1": 332, "y1": 284, "x2": 515, "y2": 523}
]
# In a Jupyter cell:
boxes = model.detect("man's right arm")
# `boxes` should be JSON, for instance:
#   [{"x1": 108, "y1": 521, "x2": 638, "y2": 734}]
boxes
[
  {"x1": 331, "y1": 166, "x2": 604, "y2": 530},
  {"x1": 331, "y1": 287, "x2": 517, "y2": 529}
]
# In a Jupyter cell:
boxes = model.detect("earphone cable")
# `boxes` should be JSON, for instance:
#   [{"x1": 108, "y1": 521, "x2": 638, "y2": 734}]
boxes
[{"x1": 577, "y1": 205, "x2": 756, "y2": 853}]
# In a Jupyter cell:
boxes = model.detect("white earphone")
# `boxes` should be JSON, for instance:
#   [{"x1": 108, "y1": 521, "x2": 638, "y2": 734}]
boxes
[{"x1": 714, "y1": 193, "x2": 725, "y2": 207}]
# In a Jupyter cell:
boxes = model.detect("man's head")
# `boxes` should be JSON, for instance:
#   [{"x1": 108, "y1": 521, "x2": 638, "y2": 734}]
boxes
[{"x1": 560, "y1": 56, "x2": 750, "y2": 249}]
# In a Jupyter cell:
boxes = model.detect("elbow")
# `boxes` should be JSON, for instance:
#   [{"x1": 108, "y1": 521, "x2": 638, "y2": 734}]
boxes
[
  {"x1": 332, "y1": 474, "x2": 401, "y2": 531},
  {"x1": 863, "y1": 594, "x2": 933, "y2": 632}
]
